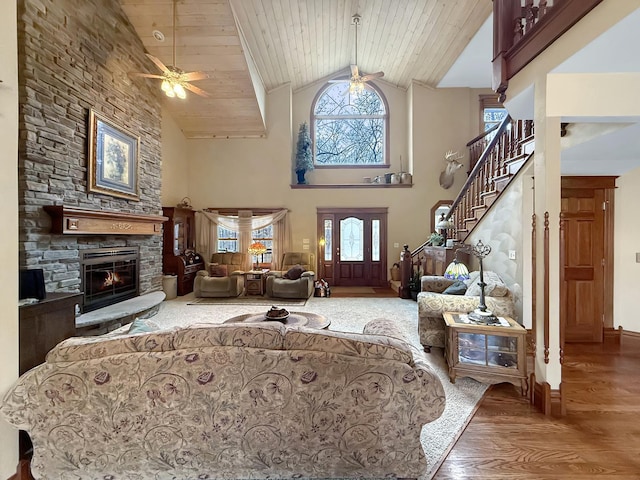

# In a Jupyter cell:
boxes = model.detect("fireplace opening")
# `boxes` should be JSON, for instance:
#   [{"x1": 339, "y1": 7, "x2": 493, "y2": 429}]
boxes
[{"x1": 81, "y1": 247, "x2": 139, "y2": 313}]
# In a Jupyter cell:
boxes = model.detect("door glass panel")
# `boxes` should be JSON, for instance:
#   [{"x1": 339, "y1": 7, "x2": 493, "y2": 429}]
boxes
[
  {"x1": 323, "y1": 219, "x2": 332, "y2": 261},
  {"x1": 340, "y1": 217, "x2": 364, "y2": 261},
  {"x1": 372, "y1": 219, "x2": 380, "y2": 261}
]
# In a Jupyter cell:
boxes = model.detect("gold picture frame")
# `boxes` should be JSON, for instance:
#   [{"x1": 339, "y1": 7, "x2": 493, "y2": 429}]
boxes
[{"x1": 88, "y1": 109, "x2": 140, "y2": 201}]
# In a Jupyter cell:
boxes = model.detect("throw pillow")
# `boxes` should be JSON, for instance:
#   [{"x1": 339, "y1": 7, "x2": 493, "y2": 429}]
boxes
[
  {"x1": 443, "y1": 280, "x2": 467, "y2": 295},
  {"x1": 209, "y1": 263, "x2": 228, "y2": 277},
  {"x1": 465, "y1": 271, "x2": 509, "y2": 297},
  {"x1": 284, "y1": 264, "x2": 305, "y2": 280},
  {"x1": 127, "y1": 317, "x2": 160, "y2": 334}
]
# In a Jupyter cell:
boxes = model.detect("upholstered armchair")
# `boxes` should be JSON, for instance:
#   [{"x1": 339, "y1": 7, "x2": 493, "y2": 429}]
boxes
[
  {"x1": 193, "y1": 252, "x2": 246, "y2": 298},
  {"x1": 417, "y1": 271, "x2": 516, "y2": 351},
  {"x1": 266, "y1": 252, "x2": 315, "y2": 299}
]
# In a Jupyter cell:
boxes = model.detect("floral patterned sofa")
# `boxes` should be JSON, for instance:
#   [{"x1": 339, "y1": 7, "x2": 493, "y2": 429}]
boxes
[
  {"x1": 1, "y1": 319, "x2": 446, "y2": 479},
  {"x1": 418, "y1": 272, "x2": 516, "y2": 351}
]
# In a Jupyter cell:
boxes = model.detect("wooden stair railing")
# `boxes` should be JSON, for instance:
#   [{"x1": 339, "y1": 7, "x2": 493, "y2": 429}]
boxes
[
  {"x1": 449, "y1": 115, "x2": 534, "y2": 240},
  {"x1": 398, "y1": 0, "x2": 603, "y2": 297},
  {"x1": 399, "y1": 115, "x2": 534, "y2": 298}
]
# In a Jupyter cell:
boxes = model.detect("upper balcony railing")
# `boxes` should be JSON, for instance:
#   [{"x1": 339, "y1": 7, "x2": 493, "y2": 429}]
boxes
[{"x1": 492, "y1": 0, "x2": 603, "y2": 102}]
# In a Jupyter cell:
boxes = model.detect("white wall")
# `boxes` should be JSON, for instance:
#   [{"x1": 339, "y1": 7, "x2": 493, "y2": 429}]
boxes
[
  {"x1": 0, "y1": 0, "x2": 20, "y2": 474},
  {"x1": 614, "y1": 165, "x2": 640, "y2": 332},
  {"x1": 161, "y1": 106, "x2": 190, "y2": 207}
]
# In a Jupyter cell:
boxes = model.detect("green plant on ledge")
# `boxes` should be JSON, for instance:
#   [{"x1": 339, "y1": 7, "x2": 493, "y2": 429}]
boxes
[
  {"x1": 294, "y1": 122, "x2": 313, "y2": 184},
  {"x1": 429, "y1": 231, "x2": 444, "y2": 246}
]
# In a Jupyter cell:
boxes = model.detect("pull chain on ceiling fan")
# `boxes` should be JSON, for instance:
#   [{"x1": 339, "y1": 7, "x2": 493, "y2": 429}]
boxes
[
  {"x1": 329, "y1": 14, "x2": 384, "y2": 94},
  {"x1": 132, "y1": 0, "x2": 210, "y2": 99}
]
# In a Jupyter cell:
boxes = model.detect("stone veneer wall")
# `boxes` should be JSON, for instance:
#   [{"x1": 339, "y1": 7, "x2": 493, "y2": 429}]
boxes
[
  {"x1": 18, "y1": 0, "x2": 164, "y2": 297},
  {"x1": 467, "y1": 165, "x2": 530, "y2": 324}
]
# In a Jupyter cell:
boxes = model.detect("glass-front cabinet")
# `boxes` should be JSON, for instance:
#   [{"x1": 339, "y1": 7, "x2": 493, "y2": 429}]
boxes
[{"x1": 443, "y1": 312, "x2": 528, "y2": 396}]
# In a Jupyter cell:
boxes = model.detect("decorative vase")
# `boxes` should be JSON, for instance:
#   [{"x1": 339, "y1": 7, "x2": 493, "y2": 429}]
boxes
[{"x1": 296, "y1": 170, "x2": 306, "y2": 184}]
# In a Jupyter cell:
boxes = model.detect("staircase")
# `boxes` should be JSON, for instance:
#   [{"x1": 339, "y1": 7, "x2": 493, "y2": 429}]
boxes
[
  {"x1": 398, "y1": 115, "x2": 535, "y2": 297},
  {"x1": 450, "y1": 115, "x2": 534, "y2": 240}
]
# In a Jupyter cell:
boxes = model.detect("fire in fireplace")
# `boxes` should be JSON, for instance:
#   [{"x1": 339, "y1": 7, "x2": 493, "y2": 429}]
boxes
[{"x1": 81, "y1": 247, "x2": 139, "y2": 312}]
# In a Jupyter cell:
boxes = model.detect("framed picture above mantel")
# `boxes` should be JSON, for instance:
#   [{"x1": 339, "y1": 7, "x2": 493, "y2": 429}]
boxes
[{"x1": 88, "y1": 109, "x2": 140, "y2": 201}]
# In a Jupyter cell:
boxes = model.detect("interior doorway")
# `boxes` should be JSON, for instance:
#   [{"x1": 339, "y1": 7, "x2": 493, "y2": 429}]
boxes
[
  {"x1": 561, "y1": 176, "x2": 615, "y2": 343},
  {"x1": 316, "y1": 208, "x2": 388, "y2": 287}
]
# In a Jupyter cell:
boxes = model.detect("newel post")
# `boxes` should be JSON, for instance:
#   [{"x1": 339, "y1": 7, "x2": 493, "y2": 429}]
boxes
[{"x1": 399, "y1": 244, "x2": 411, "y2": 299}]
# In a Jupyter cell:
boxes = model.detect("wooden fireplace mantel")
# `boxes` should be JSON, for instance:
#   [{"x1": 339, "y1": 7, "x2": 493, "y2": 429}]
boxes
[{"x1": 44, "y1": 206, "x2": 168, "y2": 235}]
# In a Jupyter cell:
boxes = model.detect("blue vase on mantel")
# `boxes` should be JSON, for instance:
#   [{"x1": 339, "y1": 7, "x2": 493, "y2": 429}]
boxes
[{"x1": 296, "y1": 169, "x2": 307, "y2": 184}]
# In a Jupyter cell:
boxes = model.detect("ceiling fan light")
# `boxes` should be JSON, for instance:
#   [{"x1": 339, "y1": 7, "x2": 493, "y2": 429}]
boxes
[
  {"x1": 161, "y1": 79, "x2": 171, "y2": 93},
  {"x1": 349, "y1": 80, "x2": 364, "y2": 95},
  {"x1": 173, "y1": 83, "x2": 187, "y2": 99},
  {"x1": 165, "y1": 87, "x2": 176, "y2": 98}
]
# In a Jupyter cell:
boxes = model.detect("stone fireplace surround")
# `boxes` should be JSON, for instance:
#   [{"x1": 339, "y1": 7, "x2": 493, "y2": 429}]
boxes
[
  {"x1": 18, "y1": 0, "x2": 166, "y2": 302},
  {"x1": 41, "y1": 206, "x2": 168, "y2": 315}
]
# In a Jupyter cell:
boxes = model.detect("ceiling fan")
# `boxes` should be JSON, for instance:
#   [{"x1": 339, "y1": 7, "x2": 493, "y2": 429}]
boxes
[
  {"x1": 330, "y1": 14, "x2": 384, "y2": 94},
  {"x1": 132, "y1": 0, "x2": 209, "y2": 99}
]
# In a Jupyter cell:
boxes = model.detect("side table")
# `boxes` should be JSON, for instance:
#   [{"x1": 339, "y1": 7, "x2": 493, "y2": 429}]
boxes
[
  {"x1": 244, "y1": 270, "x2": 268, "y2": 295},
  {"x1": 443, "y1": 312, "x2": 528, "y2": 396}
]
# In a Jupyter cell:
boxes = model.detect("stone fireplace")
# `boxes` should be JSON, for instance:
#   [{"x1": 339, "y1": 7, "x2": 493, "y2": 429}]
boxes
[
  {"x1": 81, "y1": 247, "x2": 139, "y2": 313},
  {"x1": 17, "y1": 0, "x2": 166, "y2": 300}
]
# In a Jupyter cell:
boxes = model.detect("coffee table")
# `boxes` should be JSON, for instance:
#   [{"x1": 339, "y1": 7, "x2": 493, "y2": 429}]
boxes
[{"x1": 224, "y1": 311, "x2": 330, "y2": 329}]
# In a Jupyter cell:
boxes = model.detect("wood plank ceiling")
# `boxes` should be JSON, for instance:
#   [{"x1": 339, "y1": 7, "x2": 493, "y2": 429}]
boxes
[{"x1": 120, "y1": 0, "x2": 492, "y2": 139}]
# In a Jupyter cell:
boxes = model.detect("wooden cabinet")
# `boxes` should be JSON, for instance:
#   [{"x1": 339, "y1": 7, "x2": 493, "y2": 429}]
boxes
[
  {"x1": 245, "y1": 271, "x2": 267, "y2": 295},
  {"x1": 19, "y1": 292, "x2": 81, "y2": 375},
  {"x1": 162, "y1": 207, "x2": 204, "y2": 296},
  {"x1": 423, "y1": 245, "x2": 469, "y2": 276},
  {"x1": 443, "y1": 312, "x2": 528, "y2": 396},
  {"x1": 19, "y1": 292, "x2": 82, "y2": 458}
]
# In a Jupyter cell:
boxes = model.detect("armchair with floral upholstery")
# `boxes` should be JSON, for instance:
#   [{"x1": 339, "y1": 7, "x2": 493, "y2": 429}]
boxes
[
  {"x1": 417, "y1": 271, "x2": 516, "y2": 351},
  {"x1": 266, "y1": 252, "x2": 315, "y2": 299}
]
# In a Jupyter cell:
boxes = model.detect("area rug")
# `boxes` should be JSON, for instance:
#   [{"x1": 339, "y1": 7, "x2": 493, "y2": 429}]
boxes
[
  {"x1": 152, "y1": 294, "x2": 488, "y2": 479},
  {"x1": 187, "y1": 295, "x2": 307, "y2": 306}
]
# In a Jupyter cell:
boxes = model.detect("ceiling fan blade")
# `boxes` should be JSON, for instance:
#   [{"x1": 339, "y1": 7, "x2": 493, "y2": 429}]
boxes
[
  {"x1": 360, "y1": 71, "x2": 385, "y2": 82},
  {"x1": 181, "y1": 71, "x2": 209, "y2": 82},
  {"x1": 131, "y1": 73, "x2": 166, "y2": 79},
  {"x1": 183, "y1": 82, "x2": 210, "y2": 98},
  {"x1": 350, "y1": 64, "x2": 359, "y2": 78},
  {"x1": 146, "y1": 54, "x2": 170, "y2": 74}
]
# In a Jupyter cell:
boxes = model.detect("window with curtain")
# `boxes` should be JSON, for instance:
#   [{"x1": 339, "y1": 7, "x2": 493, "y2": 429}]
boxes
[
  {"x1": 197, "y1": 208, "x2": 290, "y2": 272},
  {"x1": 311, "y1": 82, "x2": 388, "y2": 166},
  {"x1": 216, "y1": 224, "x2": 273, "y2": 264}
]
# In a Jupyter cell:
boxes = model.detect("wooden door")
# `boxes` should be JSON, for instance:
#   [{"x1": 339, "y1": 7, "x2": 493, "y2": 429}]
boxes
[
  {"x1": 561, "y1": 177, "x2": 614, "y2": 343},
  {"x1": 317, "y1": 208, "x2": 387, "y2": 287}
]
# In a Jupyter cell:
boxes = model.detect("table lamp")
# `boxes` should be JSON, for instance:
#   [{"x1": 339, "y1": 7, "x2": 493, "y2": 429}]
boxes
[
  {"x1": 465, "y1": 240, "x2": 499, "y2": 325},
  {"x1": 247, "y1": 242, "x2": 267, "y2": 270},
  {"x1": 444, "y1": 251, "x2": 470, "y2": 281},
  {"x1": 436, "y1": 213, "x2": 455, "y2": 244}
]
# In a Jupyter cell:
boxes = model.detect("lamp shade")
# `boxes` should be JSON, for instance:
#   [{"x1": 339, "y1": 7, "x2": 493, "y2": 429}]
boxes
[
  {"x1": 247, "y1": 242, "x2": 267, "y2": 256},
  {"x1": 444, "y1": 259, "x2": 470, "y2": 281},
  {"x1": 436, "y1": 218, "x2": 454, "y2": 230}
]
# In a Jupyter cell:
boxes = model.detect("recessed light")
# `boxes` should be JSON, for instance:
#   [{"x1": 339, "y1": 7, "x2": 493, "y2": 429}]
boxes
[{"x1": 152, "y1": 30, "x2": 165, "y2": 42}]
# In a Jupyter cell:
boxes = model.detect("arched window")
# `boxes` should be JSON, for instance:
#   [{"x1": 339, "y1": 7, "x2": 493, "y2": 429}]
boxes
[{"x1": 311, "y1": 82, "x2": 388, "y2": 166}]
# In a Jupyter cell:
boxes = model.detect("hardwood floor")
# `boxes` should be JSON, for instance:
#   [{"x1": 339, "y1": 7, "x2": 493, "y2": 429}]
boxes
[
  {"x1": 435, "y1": 335, "x2": 640, "y2": 479},
  {"x1": 328, "y1": 286, "x2": 398, "y2": 297}
]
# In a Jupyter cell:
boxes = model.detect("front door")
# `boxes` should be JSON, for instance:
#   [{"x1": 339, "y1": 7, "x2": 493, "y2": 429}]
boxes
[
  {"x1": 317, "y1": 208, "x2": 387, "y2": 287},
  {"x1": 561, "y1": 177, "x2": 614, "y2": 343}
]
